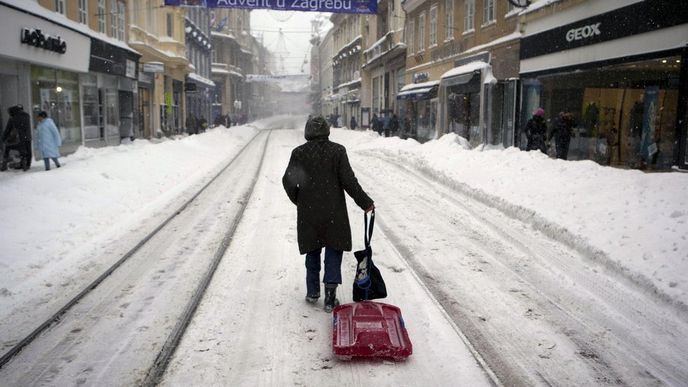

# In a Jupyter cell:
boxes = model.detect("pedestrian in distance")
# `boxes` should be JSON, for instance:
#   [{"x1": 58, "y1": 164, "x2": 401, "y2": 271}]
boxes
[
  {"x1": 371, "y1": 113, "x2": 381, "y2": 135},
  {"x1": 390, "y1": 113, "x2": 400, "y2": 136},
  {"x1": 35, "y1": 111, "x2": 62, "y2": 171},
  {"x1": 525, "y1": 107, "x2": 547, "y2": 154},
  {"x1": 185, "y1": 113, "x2": 197, "y2": 135},
  {"x1": 1, "y1": 105, "x2": 32, "y2": 171},
  {"x1": 349, "y1": 115, "x2": 357, "y2": 130},
  {"x1": 282, "y1": 116, "x2": 375, "y2": 312},
  {"x1": 199, "y1": 117, "x2": 208, "y2": 133},
  {"x1": 549, "y1": 111, "x2": 575, "y2": 160},
  {"x1": 383, "y1": 111, "x2": 391, "y2": 137}
]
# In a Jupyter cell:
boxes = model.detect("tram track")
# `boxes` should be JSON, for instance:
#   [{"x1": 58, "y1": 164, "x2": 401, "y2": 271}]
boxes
[
  {"x1": 0, "y1": 129, "x2": 272, "y2": 385},
  {"x1": 352, "y1": 152, "x2": 688, "y2": 386}
]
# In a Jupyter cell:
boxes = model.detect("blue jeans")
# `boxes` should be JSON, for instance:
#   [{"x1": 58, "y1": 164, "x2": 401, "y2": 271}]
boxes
[{"x1": 305, "y1": 247, "x2": 343, "y2": 296}]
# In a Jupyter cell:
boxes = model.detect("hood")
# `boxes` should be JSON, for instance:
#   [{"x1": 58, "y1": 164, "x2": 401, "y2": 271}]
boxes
[
  {"x1": 304, "y1": 116, "x2": 330, "y2": 140},
  {"x1": 8, "y1": 105, "x2": 23, "y2": 117}
]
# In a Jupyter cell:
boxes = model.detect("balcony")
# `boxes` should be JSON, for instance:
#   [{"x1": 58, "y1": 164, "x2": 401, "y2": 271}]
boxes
[{"x1": 363, "y1": 31, "x2": 407, "y2": 68}]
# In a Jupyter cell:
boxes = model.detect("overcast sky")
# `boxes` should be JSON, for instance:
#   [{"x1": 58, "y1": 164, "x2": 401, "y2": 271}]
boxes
[{"x1": 250, "y1": 10, "x2": 332, "y2": 75}]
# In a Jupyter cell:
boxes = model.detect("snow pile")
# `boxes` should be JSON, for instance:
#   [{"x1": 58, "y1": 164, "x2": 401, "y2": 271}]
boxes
[
  {"x1": 331, "y1": 129, "x2": 688, "y2": 309},
  {"x1": 0, "y1": 124, "x2": 259, "y2": 299}
]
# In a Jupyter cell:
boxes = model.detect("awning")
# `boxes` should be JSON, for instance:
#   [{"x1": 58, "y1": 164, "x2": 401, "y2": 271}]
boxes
[{"x1": 396, "y1": 84, "x2": 438, "y2": 101}]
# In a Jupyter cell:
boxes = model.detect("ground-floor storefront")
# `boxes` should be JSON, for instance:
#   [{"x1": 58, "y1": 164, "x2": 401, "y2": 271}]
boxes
[
  {"x1": 0, "y1": 2, "x2": 91, "y2": 157},
  {"x1": 397, "y1": 80, "x2": 438, "y2": 142},
  {"x1": 185, "y1": 73, "x2": 214, "y2": 132},
  {"x1": 519, "y1": 0, "x2": 688, "y2": 169},
  {"x1": 1, "y1": 2, "x2": 141, "y2": 160},
  {"x1": 521, "y1": 52, "x2": 685, "y2": 168}
]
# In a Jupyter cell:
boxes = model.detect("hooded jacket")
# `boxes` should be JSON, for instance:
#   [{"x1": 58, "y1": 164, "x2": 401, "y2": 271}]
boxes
[
  {"x1": 283, "y1": 117, "x2": 373, "y2": 254},
  {"x1": 36, "y1": 117, "x2": 62, "y2": 158}
]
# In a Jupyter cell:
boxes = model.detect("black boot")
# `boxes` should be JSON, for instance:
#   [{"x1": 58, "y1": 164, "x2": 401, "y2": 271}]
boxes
[
  {"x1": 0, "y1": 159, "x2": 7, "y2": 171},
  {"x1": 305, "y1": 291, "x2": 320, "y2": 304},
  {"x1": 323, "y1": 284, "x2": 339, "y2": 312}
]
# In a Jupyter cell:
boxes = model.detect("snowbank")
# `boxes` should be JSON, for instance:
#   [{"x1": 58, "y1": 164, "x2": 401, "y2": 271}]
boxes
[{"x1": 331, "y1": 129, "x2": 688, "y2": 310}]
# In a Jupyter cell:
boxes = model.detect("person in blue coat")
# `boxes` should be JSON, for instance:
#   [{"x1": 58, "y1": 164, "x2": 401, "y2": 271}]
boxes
[{"x1": 35, "y1": 111, "x2": 62, "y2": 170}]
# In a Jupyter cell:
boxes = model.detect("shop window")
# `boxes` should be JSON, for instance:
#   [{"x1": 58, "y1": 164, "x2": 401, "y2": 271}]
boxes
[
  {"x1": 521, "y1": 55, "x2": 681, "y2": 169},
  {"x1": 31, "y1": 66, "x2": 81, "y2": 154}
]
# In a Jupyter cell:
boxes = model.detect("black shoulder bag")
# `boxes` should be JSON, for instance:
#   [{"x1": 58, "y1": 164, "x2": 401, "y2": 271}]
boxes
[{"x1": 352, "y1": 210, "x2": 387, "y2": 301}]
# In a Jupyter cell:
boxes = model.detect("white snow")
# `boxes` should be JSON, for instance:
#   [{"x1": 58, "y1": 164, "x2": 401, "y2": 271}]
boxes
[{"x1": 0, "y1": 117, "x2": 686, "y2": 383}]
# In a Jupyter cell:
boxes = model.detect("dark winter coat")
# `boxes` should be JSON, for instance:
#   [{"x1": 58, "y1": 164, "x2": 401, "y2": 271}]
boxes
[
  {"x1": 390, "y1": 115, "x2": 400, "y2": 134},
  {"x1": 2, "y1": 106, "x2": 32, "y2": 145},
  {"x1": 525, "y1": 115, "x2": 547, "y2": 153},
  {"x1": 550, "y1": 114, "x2": 574, "y2": 159},
  {"x1": 283, "y1": 117, "x2": 374, "y2": 254}
]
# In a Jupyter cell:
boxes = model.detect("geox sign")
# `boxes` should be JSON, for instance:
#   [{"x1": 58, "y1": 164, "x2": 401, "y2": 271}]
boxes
[
  {"x1": 20, "y1": 28, "x2": 67, "y2": 54},
  {"x1": 566, "y1": 23, "x2": 601, "y2": 42}
]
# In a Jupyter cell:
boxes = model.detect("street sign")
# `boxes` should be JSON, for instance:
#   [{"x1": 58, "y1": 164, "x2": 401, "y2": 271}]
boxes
[{"x1": 164, "y1": 0, "x2": 377, "y2": 15}]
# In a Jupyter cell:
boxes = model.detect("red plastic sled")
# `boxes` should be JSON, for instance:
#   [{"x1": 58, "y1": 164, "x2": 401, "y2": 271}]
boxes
[{"x1": 332, "y1": 301, "x2": 413, "y2": 361}]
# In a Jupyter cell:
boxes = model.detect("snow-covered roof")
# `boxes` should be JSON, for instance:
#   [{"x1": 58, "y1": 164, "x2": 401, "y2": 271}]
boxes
[
  {"x1": 2, "y1": 0, "x2": 139, "y2": 55},
  {"x1": 441, "y1": 61, "x2": 490, "y2": 80}
]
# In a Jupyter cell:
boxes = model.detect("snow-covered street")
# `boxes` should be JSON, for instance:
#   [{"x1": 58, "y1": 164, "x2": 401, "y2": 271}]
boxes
[{"x1": 1, "y1": 116, "x2": 687, "y2": 386}]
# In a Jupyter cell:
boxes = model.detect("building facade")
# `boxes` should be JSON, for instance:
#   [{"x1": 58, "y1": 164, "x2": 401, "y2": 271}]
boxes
[
  {"x1": 210, "y1": 8, "x2": 251, "y2": 124},
  {"x1": 317, "y1": 28, "x2": 335, "y2": 119},
  {"x1": 331, "y1": 13, "x2": 363, "y2": 128},
  {"x1": 129, "y1": 1, "x2": 188, "y2": 137},
  {"x1": 361, "y1": 0, "x2": 406, "y2": 130},
  {"x1": 184, "y1": 7, "x2": 213, "y2": 130},
  {"x1": 402, "y1": 0, "x2": 521, "y2": 144}
]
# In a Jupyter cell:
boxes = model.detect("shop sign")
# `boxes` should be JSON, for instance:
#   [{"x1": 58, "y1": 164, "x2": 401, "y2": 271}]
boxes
[
  {"x1": 125, "y1": 59, "x2": 136, "y2": 79},
  {"x1": 413, "y1": 72, "x2": 428, "y2": 83},
  {"x1": 565, "y1": 23, "x2": 601, "y2": 42},
  {"x1": 143, "y1": 62, "x2": 165, "y2": 73},
  {"x1": 20, "y1": 28, "x2": 67, "y2": 54},
  {"x1": 521, "y1": 1, "x2": 688, "y2": 60}
]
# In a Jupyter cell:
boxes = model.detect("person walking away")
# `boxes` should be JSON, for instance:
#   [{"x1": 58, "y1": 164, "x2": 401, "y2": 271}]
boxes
[
  {"x1": 525, "y1": 107, "x2": 547, "y2": 154},
  {"x1": 1, "y1": 105, "x2": 32, "y2": 171},
  {"x1": 199, "y1": 117, "x2": 208, "y2": 132},
  {"x1": 371, "y1": 113, "x2": 381, "y2": 135},
  {"x1": 349, "y1": 115, "x2": 357, "y2": 130},
  {"x1": 382, "y1": 111, "x2": 391, "y2": 137},
  {"x1": 35, "y1": 111, "x2": 62, "y2": 170},
  {"x1": 390, "y1": 114, "x2": 400, "y2": 136},
  {"x1": 186, "y1": 113, "x2": 197, "y2": 135},
  {"x1": 549, "y1": 112, "x2": 574, "y2": 160},
  {"x1": 282, "y1": 116, "x2": 375, "y2": 312}
]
